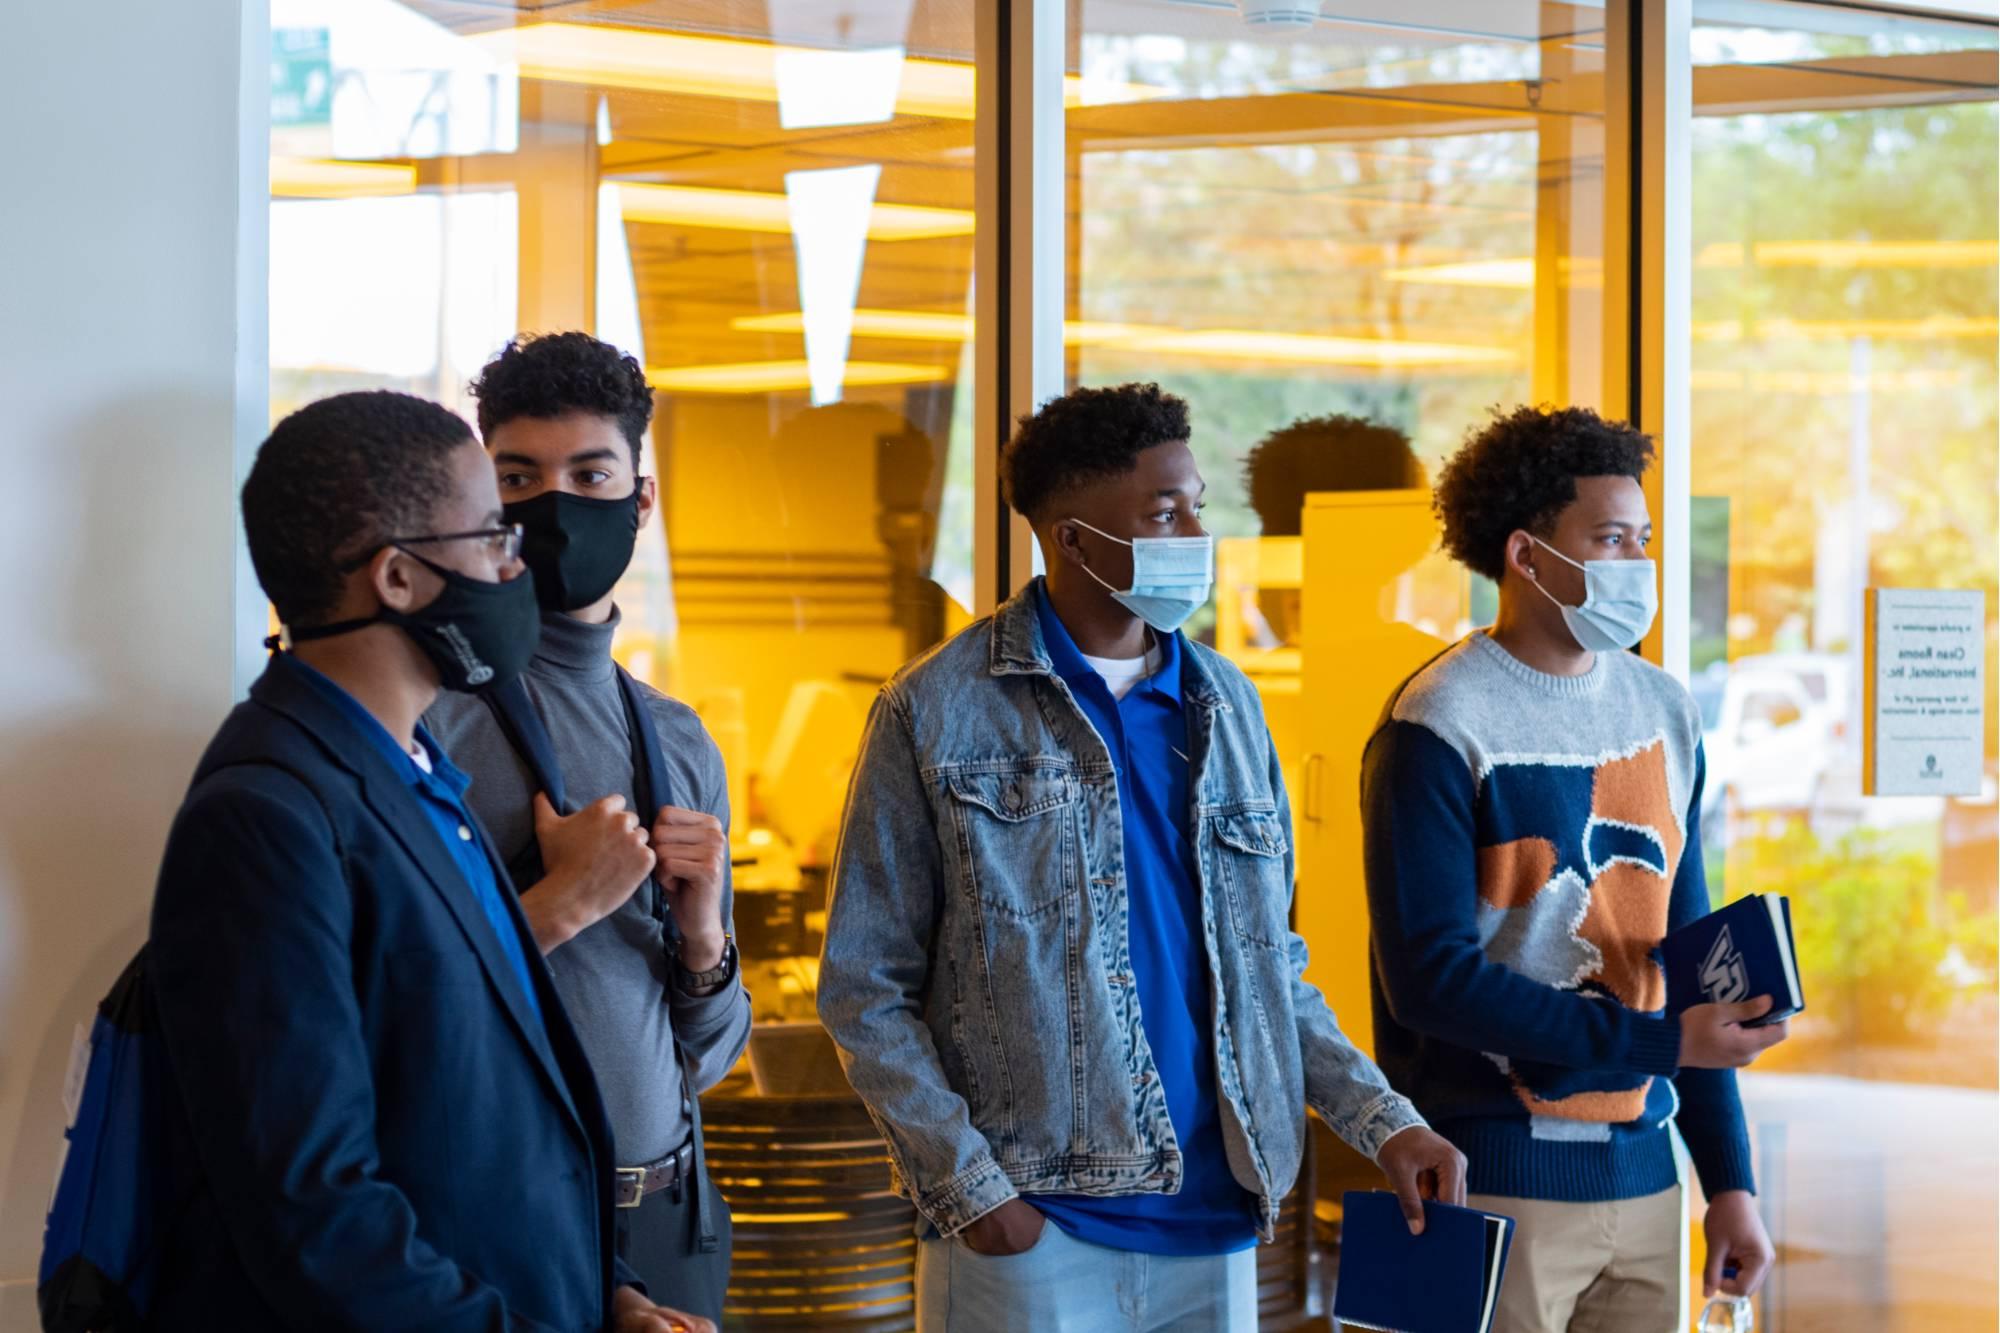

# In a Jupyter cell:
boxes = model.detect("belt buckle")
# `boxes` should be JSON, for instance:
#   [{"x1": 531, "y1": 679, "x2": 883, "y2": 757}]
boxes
[{"x1": 615, "y1": 1166, "x2": 647, "y2": 1209}]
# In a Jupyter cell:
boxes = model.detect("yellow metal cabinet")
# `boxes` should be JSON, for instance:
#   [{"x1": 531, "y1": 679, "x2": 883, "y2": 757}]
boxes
[{"x1": 1296, "y1": 489, "x2": 1472, "y2": 1058}]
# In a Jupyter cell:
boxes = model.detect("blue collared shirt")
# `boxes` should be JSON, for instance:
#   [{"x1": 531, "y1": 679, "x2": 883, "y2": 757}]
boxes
[
  {"x1": 1030, "y1": 584, "x2": 1258, "y2": 1256},
  {"x1": 292, "y1": 660, "x2": 544, "y2": 1024}
]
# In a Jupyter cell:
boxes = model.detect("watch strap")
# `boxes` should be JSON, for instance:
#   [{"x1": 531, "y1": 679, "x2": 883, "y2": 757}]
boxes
[{"x1": 675, "y1": 935, "x2": 737, "y2": 991}]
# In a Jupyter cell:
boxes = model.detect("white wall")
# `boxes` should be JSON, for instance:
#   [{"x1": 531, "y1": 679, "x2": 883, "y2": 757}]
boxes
[{"x1": 0, "y1": 2, "x2": 267, "y2": 1318}]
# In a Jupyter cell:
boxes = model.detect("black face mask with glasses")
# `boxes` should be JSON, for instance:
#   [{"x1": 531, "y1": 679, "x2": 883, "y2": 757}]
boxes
[{"x1": 280, "y1": 524, "x2": 541, "y2": 694}]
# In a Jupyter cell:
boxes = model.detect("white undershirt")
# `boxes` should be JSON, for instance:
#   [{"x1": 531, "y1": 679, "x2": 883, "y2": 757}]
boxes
[{"x1": 1082, "y1": 644, "x2": 1163, "y2": 701}]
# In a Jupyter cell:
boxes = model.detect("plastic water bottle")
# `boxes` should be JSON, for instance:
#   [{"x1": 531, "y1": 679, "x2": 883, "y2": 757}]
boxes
[{"x1": 1698, "y1": 1295, "x2": 1754, "y2": 1333}]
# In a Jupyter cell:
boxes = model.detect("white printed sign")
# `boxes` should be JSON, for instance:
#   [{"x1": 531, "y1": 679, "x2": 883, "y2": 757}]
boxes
[{"x1": 1864, "y1": 589, "x2": 1986, "y2": 797}]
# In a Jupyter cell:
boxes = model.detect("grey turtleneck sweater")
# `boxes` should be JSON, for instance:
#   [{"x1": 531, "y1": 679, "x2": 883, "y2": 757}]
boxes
[{"x1": 426, "y1": 610, "x2": 751, "y2": 1164}]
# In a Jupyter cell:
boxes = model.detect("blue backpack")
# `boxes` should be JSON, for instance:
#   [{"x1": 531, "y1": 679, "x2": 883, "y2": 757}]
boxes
[{"x1": 38, "y1": 947, "x2": 173, "y2": 1332}]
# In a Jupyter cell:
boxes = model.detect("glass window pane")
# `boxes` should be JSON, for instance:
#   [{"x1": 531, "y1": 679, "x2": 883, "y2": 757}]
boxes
[
  {"x1": 1067, "y1": 0, "x2": 1613, "y2": 999},
  {"x1": 1690, "y1": 4, "x2": 1998, "y2": 1328},
  {"x1": 269, "y1": 1, "x2": 981, "y2": 1011},
  {"x1": 1066, "y1": 10, "x2": 1617, "y2": 1303}
]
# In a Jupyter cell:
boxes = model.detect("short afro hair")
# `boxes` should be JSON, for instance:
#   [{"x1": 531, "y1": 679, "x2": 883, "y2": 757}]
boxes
[
  {"x1": 469, "y1": 332, "x2": 654, "y2": 464},
  {"x1": 1433, "y1": 405, "x2": 1655, "y2": 582},
  {"x1": 1242, "y1": 413, "x2": 1425, "y2": 536},
  {"x1": 242, "y1": 391, "x2": 474, "y2": 627},
  {"x1": 1001, "y1": 382, "x2": 1191, "y2": 523}
]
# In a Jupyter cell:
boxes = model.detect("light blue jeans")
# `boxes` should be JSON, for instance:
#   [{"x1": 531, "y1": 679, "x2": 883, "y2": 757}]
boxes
[{"x1": 915, "y1": 1219, "x2": 1260, "y2": 1333}]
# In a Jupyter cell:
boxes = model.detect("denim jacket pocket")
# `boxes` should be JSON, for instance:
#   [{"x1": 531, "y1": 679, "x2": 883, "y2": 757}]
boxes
[
  {"x1": 1211, "y1": 807, "x2": 1293, "y2": 950},
  {"x1": 944, "y1": 767, "x2": 1080, "y2": 917}
]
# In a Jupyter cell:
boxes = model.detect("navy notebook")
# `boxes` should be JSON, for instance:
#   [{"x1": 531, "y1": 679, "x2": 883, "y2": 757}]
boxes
[
  {"x1": 1333, "y1": 1192, "x2": 1516, "y2": 1333},
  {"x1": 1660, "y1": 893, "x2": 1803, "y2": 1028}
]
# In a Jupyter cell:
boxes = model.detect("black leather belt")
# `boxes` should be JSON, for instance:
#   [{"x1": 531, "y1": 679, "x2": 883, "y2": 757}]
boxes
[{"x1": 615, "y1": 1139, "x2": 696, "y2": 1209}]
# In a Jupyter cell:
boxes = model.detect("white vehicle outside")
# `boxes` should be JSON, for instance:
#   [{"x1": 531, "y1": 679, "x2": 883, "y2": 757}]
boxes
[{"x1": 1693, "y1": 653, "x2": 1946, "y2": 850}]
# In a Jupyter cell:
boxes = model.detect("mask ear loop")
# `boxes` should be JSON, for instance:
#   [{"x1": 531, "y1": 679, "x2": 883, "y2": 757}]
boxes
[
  {"x1": 1523, "y1": 534, "x2": 1582, "y2": 613},
  {"x1": 1527, "y1": 533, "x2": 1588, "y2": 572},
  {"x1": 1066, "y1": 518, "x2": 1131, "y2": 596},
  {"x1": 1080, "y1": 562, "x2": 1122, "y2": 596},
  {"x1": 1067, "y1": 517, "x2": 1133, "y2": 548}
]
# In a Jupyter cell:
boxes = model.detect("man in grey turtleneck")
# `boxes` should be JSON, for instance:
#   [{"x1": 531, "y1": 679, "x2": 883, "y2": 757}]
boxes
[{"x1": 427, "y1": 334, "x2": 751, "y2": 1330}]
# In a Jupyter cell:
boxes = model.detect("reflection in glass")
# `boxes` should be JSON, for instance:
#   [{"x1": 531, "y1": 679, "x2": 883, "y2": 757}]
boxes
[
  {"x1": 271, "y1": 5, "x2": 980, "y2": 1325},
  {"x1": 270, "y1": 4, "x2": 980, "y2": 1011},
  {"x1": 1689, "y1": 5, "x2": 1998, "y2": 1328},
  {"x1": 1067, "y1": 5, "x2": 1612, "y2": 1323},
  {"x1": 1069, "y1": 0, "x2": 1608, "y2": 1038}
]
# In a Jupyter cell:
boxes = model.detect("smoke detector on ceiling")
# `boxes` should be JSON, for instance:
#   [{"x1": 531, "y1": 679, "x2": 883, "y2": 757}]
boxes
[{"x1": 1238, "y1": 0, "x2": 1323, "y2": 30}]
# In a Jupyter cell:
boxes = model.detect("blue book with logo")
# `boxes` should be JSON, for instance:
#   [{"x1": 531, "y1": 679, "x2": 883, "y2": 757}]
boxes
[
  {"x1": 1333, "y1": 1192, "x2": 1516, "y2": 1333},
  {"x1": 1660, "y1": 893, "x2": 1803, "y2": 1028}
]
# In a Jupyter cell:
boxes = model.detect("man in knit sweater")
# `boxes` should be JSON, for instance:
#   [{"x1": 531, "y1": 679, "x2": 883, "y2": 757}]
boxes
[{"x1": 1361, "y1": 406, "x2": 1787, "y2": 1332}]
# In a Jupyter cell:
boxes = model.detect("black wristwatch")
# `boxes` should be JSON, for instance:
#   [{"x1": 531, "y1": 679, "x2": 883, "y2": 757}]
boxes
[{"x1": 674, "y1": 935, "x2": 738, "y2": 994}]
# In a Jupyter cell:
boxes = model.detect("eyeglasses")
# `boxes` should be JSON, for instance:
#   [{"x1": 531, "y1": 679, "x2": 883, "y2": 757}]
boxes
[{"x1": 338, "y1": 524, "x2": 524, "y2": 571}]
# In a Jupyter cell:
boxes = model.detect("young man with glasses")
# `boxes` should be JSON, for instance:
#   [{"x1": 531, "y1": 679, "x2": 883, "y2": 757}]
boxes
[
  {"x1": 148, "y1": 390, "x2": 694, "y2": 1331},
  {"x1": 818, "y1": 383, "x2": 1465, "y2": 1333},
  {"x1": 426, "y1": 334, "x2": 750, "y2": 1325}
]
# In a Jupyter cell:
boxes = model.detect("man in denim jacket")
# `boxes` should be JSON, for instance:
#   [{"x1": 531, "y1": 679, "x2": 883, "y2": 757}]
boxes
[{"x1": 819, "y1": 384, "x2": 1466, "y2": 1332}]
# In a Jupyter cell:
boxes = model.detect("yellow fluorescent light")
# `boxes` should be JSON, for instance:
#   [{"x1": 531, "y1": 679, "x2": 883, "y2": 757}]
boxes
[
  {"x1": 271, "y1": 157, "x2": 417, "y2": 198},
  {"x1": 736, "y1": 309, "x2": 970, "y2": 340},
  {"x1": 616, "y1": 182, "x2": 972, "y2": 241},
  {"x1": 1387, "y1": 258, "x2": 1533, "y2": 289},
  {"x1": 1384, "y1": 257, "x2": 1605, "y2": 289},
  {"x1": 647, "y1": 359, "x2": 948, "y2": 393},
  {"x1": 731, "y1": 309, "x2": 1160, "y2": 345},
  {"x1": 1066, "y1": 321, "x2": 1169, "y2": 346},
  {"x1": 1693, "y1": 316, "x2": 1999, "y2": 342},
  {"x1": 734, "y1": 310, "x2": 1516, "y2": 366},
  {"x1": 1692, "y1": 367, "x2": 1972, "y2": 394},
  {"x1": 471, "y1": 22, "x2": 1166, "y2": 121},
  {"x1": 1697, "y1": 240, "x2": 2000, "y2": 270},
  {"x1": 1119, "y1": 328, "x2": 1516, "y2": 369}
]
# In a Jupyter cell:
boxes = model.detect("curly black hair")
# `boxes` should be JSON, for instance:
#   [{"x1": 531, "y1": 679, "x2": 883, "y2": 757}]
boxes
[
  {"x1": 1432, "y1": 405, "x2": 1655, "y2": 582},
  {"x1": 1242, "y1": 413, "x2": 1424, "y2": 536},
  {"x1": 469, "y1": 332, "x2": 654, "y2": 463},
  {"x1": 1001, "y1": 382, "x2": 1191, "y2": 523},
  {"x1": 242, "y1": 391, "x2": 474, "y2": 627}
]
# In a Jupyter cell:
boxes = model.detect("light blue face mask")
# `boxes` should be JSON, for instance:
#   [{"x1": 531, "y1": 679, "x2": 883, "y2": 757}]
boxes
[
  {"x1": 1070, "y1": 518, "x2": 1215, "y2": 633},
  {"x1": 1528, "y1": 535, "x2": 1659, "y2": 652}
]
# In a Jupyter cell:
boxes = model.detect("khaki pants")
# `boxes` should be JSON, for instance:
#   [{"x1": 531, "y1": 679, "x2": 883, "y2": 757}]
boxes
[{"x1": 1465, "y1": 1186, "x2": 1685, "y2": 1333}]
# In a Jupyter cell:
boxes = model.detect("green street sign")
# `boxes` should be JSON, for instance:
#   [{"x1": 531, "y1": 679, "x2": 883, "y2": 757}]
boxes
[{"x1": 271, "y1": 28, "x2": 331, "y2": 129}]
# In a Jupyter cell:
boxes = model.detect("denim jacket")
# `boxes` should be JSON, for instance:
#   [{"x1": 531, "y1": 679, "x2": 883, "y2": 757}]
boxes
[{"x1": 818, "y1": 583, "x2": 1424, "y2": 1240}]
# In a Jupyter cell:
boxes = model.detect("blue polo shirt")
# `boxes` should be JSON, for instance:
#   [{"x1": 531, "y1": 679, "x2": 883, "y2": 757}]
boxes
[
  {"x1": 291, "y1": 659, "x2": 544, "y2": 1024},
  {"x1": 1030, "y1": 584, "x2": 1258, "y2": 1256}
]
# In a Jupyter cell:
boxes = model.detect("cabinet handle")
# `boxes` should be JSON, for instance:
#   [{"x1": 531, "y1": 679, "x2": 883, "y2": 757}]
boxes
[{"x1": 1303, "y1": 753, "x2": 1325, "y2": 823}]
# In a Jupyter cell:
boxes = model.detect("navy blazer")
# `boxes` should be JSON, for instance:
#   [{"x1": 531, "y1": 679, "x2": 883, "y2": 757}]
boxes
[{"x1": 147, "y1": 654, "x2": 636, "y2": 1332}]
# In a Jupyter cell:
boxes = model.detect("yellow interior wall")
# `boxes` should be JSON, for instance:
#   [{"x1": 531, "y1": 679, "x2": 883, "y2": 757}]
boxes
[{"x1": 662, "y1": 392, "x2": 915, "y2": 842}]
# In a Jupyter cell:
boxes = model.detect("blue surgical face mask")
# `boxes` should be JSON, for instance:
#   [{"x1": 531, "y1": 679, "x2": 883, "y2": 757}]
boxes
[
  {"x1": 1528, "y1": 535, "x2": 1658, "y2": 652},
  {"x1": 1069, "y1": 518, "x2": 1214, "y2": 634}
]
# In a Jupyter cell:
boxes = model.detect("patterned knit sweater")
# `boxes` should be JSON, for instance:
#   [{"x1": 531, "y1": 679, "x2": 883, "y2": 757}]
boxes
[{"x1": 1360, "y1": 632, "x2": 1755, "y2": 1202}]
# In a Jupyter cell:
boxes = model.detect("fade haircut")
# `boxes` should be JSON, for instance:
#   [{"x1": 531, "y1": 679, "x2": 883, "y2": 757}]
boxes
[
  {"x1": 1001, "y1": 383, "x2": 1191, "y2": 524},
  {"x1": 242, "y1": 391, "x2": 474, "y2": 626}
]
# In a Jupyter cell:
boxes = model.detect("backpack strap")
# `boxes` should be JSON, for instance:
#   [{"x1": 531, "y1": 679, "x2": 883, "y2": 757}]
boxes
[
  {"x1": 483, "y1": 678, "x2": 570, "y2": 815},
  {"x1": 614, "y1": 666, "x2": 672, "y2": 929},
  {"x1": 614, "y1": 665, "x2": 719, "y2": 1253},
  {"x1": 485, "y1": 667, "x2": 719, "y2": 1252}
]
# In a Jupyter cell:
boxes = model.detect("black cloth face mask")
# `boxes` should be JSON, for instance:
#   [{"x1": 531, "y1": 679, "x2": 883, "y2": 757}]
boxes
[
  {"x1": 287, "y1": 549, "x2": 541, "y2": 694},
  {"x1": 503, "y1": 486, "x2": 643, "y2": 613}
]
